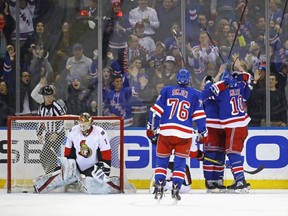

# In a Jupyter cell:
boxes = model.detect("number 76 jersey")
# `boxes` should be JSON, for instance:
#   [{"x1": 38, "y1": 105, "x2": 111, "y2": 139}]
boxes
[{"x1": 149, "y1": 85, "x2": 207, "y2": 138}]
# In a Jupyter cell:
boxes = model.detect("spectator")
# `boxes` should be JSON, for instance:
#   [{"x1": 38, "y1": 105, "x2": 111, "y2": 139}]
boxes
[
  {"x1": 0, "y1": 100, "x2": 14, "y2": 127},
  {"x1": 219, "y1": 29, "x2": 247, "y2": 61},
  {"x1": 76, "y1": 0, "x2": 98, "y2": 59},
  {"x1": 103, "y1": 0, "x2": 132, "y2": 64},
  {"x1": 186, "y1": 31, "x2": 220, "y2": 88},
  {"x1": 66, "y1": 76, "x2": 90, "y2": 115},
  {"x1": 104, "y1": 74, "x2": 133, "y2": 127},
  {"x1": 210, "y1": 0, "x2": 240, "y2": 25},
  {"x1": 277, "y1": 63, "x2": 288, "y2": 97},
  {"x1": 259, "y1": 73, "x2": 287, "y2": 127},
  {"x1": 133, "y1": 20, "x2": 156, "y2": 60},
  {"x1": 162, "y1": 55, "x2": 178, "y2": 86},
  {"x1": 65, "y1": 43, "x2": 93, "y2": 88},
  {"x1": 22, "y1": 21, "x2": 56, "y2": 67},
  {"x1": 250, "y1": 16, "x2": 266, "y2": 50},
  {"x1": 148, "y1": 41, "x2": 166, "y2": 78},
  {"x1": 164, "y1": 22, "x2": 180, "y2": 52},
  {"x1": 247, "y1": 62, "x2": 266, "y2": 126},
  {"x1": 19, "y1": 70, "x2": 37, "y2": 115},
  {"x1": 127, "y1": 56, "x2": 151, "y2": 126},
  {"x1": 244, "y1": 41, "x2": 263, "y2": 73},
  {"x1": 155, "y1": 0, "x2": 179, "y2": 42},
  {"x1": 0, "y1": 78, "x2": 15, "y2": 112},
  {"x1": 113, "y1": 34, "x2": 147, "y2": 74},
  {"x1": 52, "y1": 21, "x2": 76, "y2": 78},
  {"x1": 28, "y1": 43, "x2": 54, "y2": 90},
  {"x1": 86, "y1": 66, "x2": 114, "y2": 116},
  {"x1": 0, "y1": 11, "x2": 15, "y2": 78},
  {"x1": 1, "y1": 45, "x2": 17, "y2": 96},
  {"x1": 8, "y1": 0, "x2": 34, "y2": 46},
  {"x1": 128, "y1": 0, "x2": 160, "y2": 38}
]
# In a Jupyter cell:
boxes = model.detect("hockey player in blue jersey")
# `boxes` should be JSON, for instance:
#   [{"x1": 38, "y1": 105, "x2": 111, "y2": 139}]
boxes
[
  {"x1": 146, "y1": 69, "x2": 208, "y2": 202},
  {"x1": 207, "y1": 68, "x2": 252, "y2": 193},
  {"x1": 200, "y1": 74, "x2": 227, "y2": 193}
]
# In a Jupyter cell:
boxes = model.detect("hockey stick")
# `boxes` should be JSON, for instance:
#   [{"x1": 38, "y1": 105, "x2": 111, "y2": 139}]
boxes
[
  {"x1": 226, "y1": 0, "x2": 248, "y2": 64},
  {"x1": 203, "y1": 26, "x2": 225, "y2": 64},
  {"x1": 172, "y1": 29, "x2": 186, "y2": 69},
  {"x1": 204, "y1": 156, "x2": 265, "y2": 175}
]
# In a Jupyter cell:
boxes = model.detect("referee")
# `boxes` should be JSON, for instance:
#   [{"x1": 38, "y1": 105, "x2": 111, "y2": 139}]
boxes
[{"x1": 37, "y1": 85, "x2": 67, "y2": 174}]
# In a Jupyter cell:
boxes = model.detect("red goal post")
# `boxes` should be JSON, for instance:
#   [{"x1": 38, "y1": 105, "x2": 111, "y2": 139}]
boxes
[{"x1": 6, "y1": 115, "x2": 129, "y2": 193}]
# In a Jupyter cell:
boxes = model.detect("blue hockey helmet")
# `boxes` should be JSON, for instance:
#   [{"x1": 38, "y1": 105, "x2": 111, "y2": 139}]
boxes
[{"x1": 176, "y1": 69, "x2": 191, "y2": 85}]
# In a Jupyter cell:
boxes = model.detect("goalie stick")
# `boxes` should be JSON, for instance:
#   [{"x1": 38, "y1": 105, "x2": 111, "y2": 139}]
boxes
[{"x1": 204, "y1": 156, "x2": 265, "y2": 175}]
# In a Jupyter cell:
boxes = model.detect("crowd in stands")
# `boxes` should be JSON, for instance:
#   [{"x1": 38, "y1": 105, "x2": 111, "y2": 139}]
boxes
[{"x1": 0, "y1": 0, "x2": 287, "y2": 127}]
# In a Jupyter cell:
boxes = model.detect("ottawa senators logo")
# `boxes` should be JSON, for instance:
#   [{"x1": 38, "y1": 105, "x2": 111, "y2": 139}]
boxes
[{"x1": 78, "y1": 140, "x2": 92, "y2": 158}]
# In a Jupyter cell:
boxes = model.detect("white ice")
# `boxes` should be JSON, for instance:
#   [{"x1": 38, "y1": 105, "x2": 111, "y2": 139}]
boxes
[{"x1": 1, "y1": 189, "x2": 288, "y2": 216}]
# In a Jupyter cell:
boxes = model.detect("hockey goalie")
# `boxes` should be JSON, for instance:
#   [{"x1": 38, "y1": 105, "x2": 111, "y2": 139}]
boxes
[{"x1": 33, "y1": 113, "x2": 120, "y2": 194}]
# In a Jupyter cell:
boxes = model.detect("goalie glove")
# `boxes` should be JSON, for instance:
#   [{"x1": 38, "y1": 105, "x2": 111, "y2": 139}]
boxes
[
  {"x1": 197, "y1": 129, "x2": 208, "y2": 144},
  {"x1": 91, "y1": 161, "x2": 111, "y2": 183},
  {"x1": 146, "y1": 122, "x2": 158, "y2": 145}
]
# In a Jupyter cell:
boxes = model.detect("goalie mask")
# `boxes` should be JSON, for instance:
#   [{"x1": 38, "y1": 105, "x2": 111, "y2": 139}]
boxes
[{"x1": 79, "y1": 113, "x2": 93, "y2": 134}]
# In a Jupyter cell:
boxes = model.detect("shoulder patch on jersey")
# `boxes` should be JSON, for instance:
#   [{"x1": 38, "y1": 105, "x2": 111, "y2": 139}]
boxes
[{"x1": 101, "y1": 130, "x2": 105, "y2": 135}]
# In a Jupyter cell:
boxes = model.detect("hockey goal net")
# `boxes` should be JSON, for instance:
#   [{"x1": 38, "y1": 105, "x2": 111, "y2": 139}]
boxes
[{"x1": 6, "y1": 115, "x2": 134, "y2": 193}]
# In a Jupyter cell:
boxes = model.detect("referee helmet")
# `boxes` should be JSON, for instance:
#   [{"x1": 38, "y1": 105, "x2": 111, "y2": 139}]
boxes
[{"x1": 39, "y1": 85, "x2": 54, "y2": 96}]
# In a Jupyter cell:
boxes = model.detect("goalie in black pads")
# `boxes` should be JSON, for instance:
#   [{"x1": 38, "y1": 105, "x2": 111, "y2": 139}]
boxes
[{"x1": 34, "y1": 113, "x2": 119, "y2": 194}]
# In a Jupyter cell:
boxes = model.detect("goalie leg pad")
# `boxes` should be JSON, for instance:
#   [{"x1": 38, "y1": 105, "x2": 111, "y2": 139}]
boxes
[
  {"x1": 34, "y1": 158, "x2": 80, "y2": 193},
  {"x1": 60, "y1": 157, "x2": 79, "y2": 180},
  {"x1": 83, "y1": 176, "x2": 121, "y2": 194},
  {"x1": 33, "y1": 170, "x2": 78, "y2": 193}
]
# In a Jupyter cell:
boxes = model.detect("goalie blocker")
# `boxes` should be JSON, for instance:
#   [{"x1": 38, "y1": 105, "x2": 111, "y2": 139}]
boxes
[{"x1": 34, "y1": 158, "x2": 120, "y2": 194}]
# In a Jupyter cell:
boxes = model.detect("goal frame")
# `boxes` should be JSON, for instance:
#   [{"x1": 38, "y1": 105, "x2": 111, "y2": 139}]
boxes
[{"x1": 7, "y1": 115, "x2": 124, "y2": 193}]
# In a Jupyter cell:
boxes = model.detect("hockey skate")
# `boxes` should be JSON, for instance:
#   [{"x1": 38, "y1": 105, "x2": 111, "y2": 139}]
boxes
[
  {"x1": 227, "y1": 180, "x2": 250, "y2": 193},
  {"x1": 154, "y1": 180, "x2": 164, "y2": 202},
  {"x1": 215, "y1": 179, "x2": 226, "y2": 193},
  {"x1": 171, "y1": 183, "x2": 181, "y2": 204},
  {"x1": 205, "y1": 180, "x2": 226, "y2": 193}
]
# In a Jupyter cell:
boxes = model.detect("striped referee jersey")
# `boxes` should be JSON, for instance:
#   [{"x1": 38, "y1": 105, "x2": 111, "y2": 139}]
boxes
[
  {"x1": 38, "y1": 101, "x2": 67, "y2": 117},
  {"x1": 37, "y1": 101, "x2": 67, "y2": 134}
]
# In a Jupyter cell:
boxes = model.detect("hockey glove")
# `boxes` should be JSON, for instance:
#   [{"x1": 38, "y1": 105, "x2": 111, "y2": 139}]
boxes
[
  {"x1": 210, "y1": 81, "x2": 226, "y2": 96},
  {"x1": 203, "y1": 75, "x2": 214, "y2": 84},
  {"x1": 235, "y1": 71, "x2": 253, "y2": 84},
  {"x1": 189, "y1": 150, "x2": 205, "y2": 161},
  {"x1": 91, "y1": 162, "x2": 111, "y2": 183},
  {"x1": 197, "y1": 129, "x2": 208, "y2": 144},
  {"x1": 96, "y1": 161, "x2": 111, "y2": 176},
  {"x1": 146, "y1": 123, "x2": 158, "y2": 145}
]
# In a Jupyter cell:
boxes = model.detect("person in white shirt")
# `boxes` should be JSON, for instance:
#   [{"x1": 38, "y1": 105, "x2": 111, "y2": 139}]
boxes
[{"x1": 129, "y1": 0, "x2": 160, "y2": 37}]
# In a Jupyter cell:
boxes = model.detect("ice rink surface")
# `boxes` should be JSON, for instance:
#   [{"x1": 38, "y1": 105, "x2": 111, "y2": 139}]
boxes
[{"x1": 0, "y1": 189, "x2": 288, "y2": 216}]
